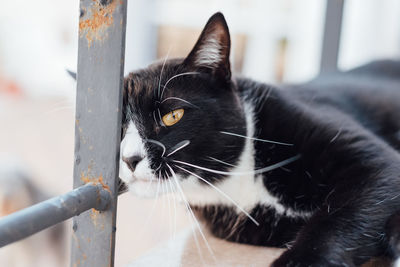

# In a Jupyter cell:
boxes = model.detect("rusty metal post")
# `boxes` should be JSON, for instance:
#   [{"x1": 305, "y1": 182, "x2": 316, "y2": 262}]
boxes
[
  {"x1": 71, "y1": 0, "x2": 126, "y2": 266},
  {"x1": 320, "y1": 0, "x2": 345, "y2": 73}
]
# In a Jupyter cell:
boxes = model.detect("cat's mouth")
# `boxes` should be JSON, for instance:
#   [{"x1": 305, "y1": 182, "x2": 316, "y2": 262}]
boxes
[{"x1": 118, "y1": 176, "x2": 158, "y2": 195}]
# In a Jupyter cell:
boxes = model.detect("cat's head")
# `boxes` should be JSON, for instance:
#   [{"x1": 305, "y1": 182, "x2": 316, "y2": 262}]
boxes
[{"x1": 119, "y1": 13, "x2": 247, "y2": 199}]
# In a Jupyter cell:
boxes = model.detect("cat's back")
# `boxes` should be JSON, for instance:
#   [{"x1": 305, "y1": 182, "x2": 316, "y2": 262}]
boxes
[
  {"x1": 290, "y1": 60, "x2": 400, "y2": 149},
  {"x1": 296, "y1": 60, "x2": 400, "y2": 97},
  {"x1": 237, "y1": 60, "x2": 400, "y2": 151},
  {"x1": 344, "y1": 59, "x2": 400, "y2": 80}
]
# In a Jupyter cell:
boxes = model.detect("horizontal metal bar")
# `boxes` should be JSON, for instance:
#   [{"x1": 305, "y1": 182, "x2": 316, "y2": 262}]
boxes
[{"x1": 0, "y1": 183, "x2": 111, "y2": 247}]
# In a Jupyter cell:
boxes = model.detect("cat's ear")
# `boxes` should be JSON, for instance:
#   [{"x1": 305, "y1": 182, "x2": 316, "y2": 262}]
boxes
[
  {"x1": 66, "y1": 69, "x2": 77, "y2": 80},
  {"x1": 183, "y1": 12, "x2": 231, "y2": 81}
]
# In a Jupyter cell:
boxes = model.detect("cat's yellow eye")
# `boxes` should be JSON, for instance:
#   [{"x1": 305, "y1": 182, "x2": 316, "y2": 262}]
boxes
[{"x1": 162, "y1": 109, "x2": 184, "y2": 126}]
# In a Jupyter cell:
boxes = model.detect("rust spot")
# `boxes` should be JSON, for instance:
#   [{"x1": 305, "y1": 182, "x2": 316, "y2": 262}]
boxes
[
  {"x1": 72, "y1": 231, "x2": 80, "y2": 249},
  {"x1": 90, "y1": 208, "x2": 100, "y2": 227},
  {"x1": 81, "y1": 172, "x2": 111, "y2": 193},
  {"x1": 89, "y1": 208, "x2": 105, "y2": 230},
  {"x1": 79, "y1": 0, "x2": 118, "y2": 47}
]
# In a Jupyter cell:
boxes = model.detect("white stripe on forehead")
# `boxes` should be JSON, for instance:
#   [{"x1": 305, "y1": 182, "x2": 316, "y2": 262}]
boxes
[{"x1": 120, "y1": 121, "x2": 146, "y2": 158}]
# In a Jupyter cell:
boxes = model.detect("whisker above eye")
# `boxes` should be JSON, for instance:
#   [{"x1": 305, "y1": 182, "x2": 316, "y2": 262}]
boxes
[
  {"x1": 146, "y1": 139, "x2": 167, "y2": 157},
  {"x1": 157, "y1": 49, "x2": 171, "y2": 99},
  {"x1": 160, "y1": 72, "x2": 200, "y2": 100},
  {"x1": 219, "y1": 131, "x2": 294, "y2": 146},
  {"x1": 167, "y1": 140, "x2": 190, "y2": 157},
  {"x1": 161, "y1": 97, "x2": 200, "y2": 109}
]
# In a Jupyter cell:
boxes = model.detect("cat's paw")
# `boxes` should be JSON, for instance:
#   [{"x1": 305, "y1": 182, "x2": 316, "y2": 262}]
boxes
[{"x1": 270, "y1": 249, "x2": 354, "y2": 267}]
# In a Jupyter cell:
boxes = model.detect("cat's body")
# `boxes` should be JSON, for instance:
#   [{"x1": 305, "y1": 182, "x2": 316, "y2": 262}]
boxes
[
  {"x1": 119, "y1": 13, "x2": 400, "y2": 266},
  {"x1": 196, "y1": 60, "x2": 400, "y2": 262}
]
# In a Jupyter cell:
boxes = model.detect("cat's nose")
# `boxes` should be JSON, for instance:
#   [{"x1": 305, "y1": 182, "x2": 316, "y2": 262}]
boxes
[{"x1": 122, "y1": 155, "x2": 143, "y2": 172}]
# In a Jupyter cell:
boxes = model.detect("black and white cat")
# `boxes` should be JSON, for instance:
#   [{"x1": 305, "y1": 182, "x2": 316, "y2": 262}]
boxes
[{"x1": 119, "y1": 12, "x2": 400, "y2": 266}]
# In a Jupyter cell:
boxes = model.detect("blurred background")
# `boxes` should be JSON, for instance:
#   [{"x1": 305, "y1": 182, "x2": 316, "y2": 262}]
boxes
[{"x1": 0, "y1": 0, "x2": 400, "y2": 266}]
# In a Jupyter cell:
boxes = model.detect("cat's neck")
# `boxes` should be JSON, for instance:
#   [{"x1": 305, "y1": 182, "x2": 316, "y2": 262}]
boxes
[{"x1": 236, "y1": 77, "x2": 302, "y2": 145}]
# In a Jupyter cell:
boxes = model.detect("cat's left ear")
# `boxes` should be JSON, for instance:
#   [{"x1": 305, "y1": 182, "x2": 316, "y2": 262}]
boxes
[{"x1": 183, "y1": 12, "x2": 231, "y2": 81}]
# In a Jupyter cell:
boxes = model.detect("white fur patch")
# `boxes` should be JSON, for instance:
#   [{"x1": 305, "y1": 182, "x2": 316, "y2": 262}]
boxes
[
  {"x1": 194, "y1": 35, "x2": 222, "y2": 68},
  {"x1": 119, "y1": 121, "x2": 170, "y2": 197},
  {"x1": 120, "y1": 121, "x2": 146, "y2": 159},
  {"x1": 181, "y1": 102, "x2": 312, "y2": 219}
]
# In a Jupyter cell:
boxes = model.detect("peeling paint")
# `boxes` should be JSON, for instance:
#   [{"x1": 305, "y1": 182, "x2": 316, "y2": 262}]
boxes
[{"x1": 79, "y1": 0, "x2": 119, "y2": 47}]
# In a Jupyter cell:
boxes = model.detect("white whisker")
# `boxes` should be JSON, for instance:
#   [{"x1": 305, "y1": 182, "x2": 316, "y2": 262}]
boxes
[
  {"x1": 207, "y1": 156, "x2": 237, "y2": 167},
  {"x1": 220, "y1": 131, "x2": 293, "y2": 146},
  {"x1": 157, "y1": 108, "x2": 163, "y2": 126},
  {"x1": 146, "y1": 139, "x2": 166, "y2": 157},
  {"x1": 144, "y1": 176, "x2": 155, "y2": 193},
  {"x1": 167, "y1": 174, "x2": 205, "y2": 264},
  {"x1": 167, "y1": 164, "x2": 216, "y2": 261},
  {"x1": 167, "y1": 178, "x2": 177, "y2": 242},
  {"x1": 157, "y1": 49, "x2": 171, "y2": 98},
  {"x1": 173, "y1": 154, "x2": 301, "y2": 176},
  {"x1": 133, "y1": 175, "x2": 162, "y2": 243},
  {"x1": 175, "y1": 165, "x2": 260, "y2": 226},
  {"x1": 155, "y1": 163, "x2": 162, "y2": 172},
  {"x1": 161, "y1": 97, "x2": 200, "y2": 109},
  {"x1": 165, "y1": 177, "x2": 173, "y2": 237},
  {"x1": 167, "y1": 140, "x2": 191, "y2": 157},
  {"x1": 160, "y1": 72, "x2": 200, "y2": 100}
]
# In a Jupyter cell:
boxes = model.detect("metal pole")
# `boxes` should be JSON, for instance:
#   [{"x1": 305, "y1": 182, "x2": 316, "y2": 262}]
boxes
[
  {"x1": 0, "y1": 183, "x2": 110, "y2": 247},
  {"x1": 320, "y1": 0, "x2": 345, "y2": 74},
  {"x1": 71, "y1": 0, "x2": 126, "y2": 266}
]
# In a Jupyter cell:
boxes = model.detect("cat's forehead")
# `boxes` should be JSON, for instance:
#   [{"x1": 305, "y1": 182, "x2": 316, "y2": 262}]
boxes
[{"x1": 124, "y1": 58, "x2": 185, "y2": 97}]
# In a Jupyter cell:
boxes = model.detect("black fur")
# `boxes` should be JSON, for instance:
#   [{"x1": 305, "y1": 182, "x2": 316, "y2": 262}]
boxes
[
  {"x1": 122, "y1": 12, "x2": 400, "y2": 266},
  {"x1": 237, "y1": 64, "x2": 400, "y2": 266}
]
